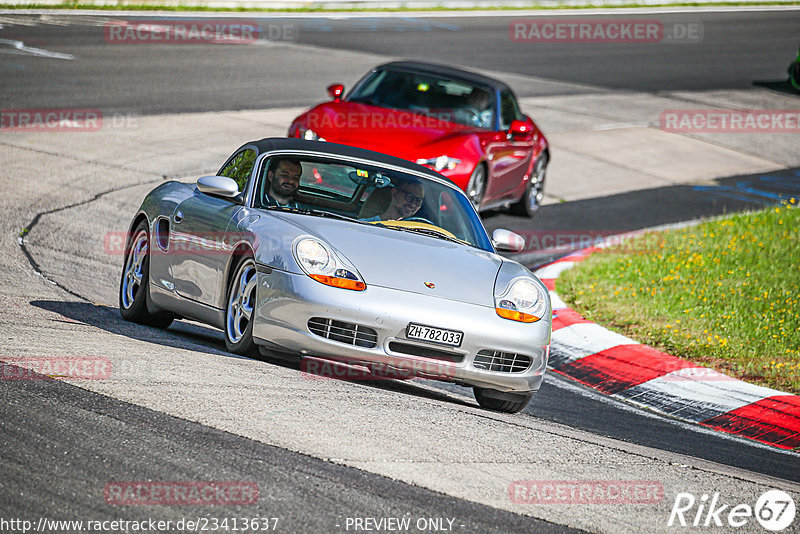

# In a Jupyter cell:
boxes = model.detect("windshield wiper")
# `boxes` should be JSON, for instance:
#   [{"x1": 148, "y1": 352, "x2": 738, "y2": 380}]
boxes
[
  {"x1": 265, "y1": 206, "x2": 470, "y2": 245},
  {"x1": 264, "y1": 206, "x2": 362, "y2": 224},
  {"x1": 386, "y1": 225, "x2": 470, "y2": 246}
]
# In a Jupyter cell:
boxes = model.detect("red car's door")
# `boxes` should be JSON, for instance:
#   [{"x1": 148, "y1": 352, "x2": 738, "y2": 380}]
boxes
[
  {"x1": 484, "y1": 134, "x2": 534, "y2": 202},
  {"x1": 483, "y1": 91, "x2": 534, "y2": 202}
]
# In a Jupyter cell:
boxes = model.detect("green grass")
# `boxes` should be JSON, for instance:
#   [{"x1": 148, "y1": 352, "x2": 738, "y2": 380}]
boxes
[
  {"x1": 2, "y1": 1, "x2": 799, "y2": 11},
  {"x1": 557, "y1": 200, "x2": 800, "y2": 395}
]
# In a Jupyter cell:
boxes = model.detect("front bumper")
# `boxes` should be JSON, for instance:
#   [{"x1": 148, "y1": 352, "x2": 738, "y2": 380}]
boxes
[{"x1": 252, "y1": 267, "x2": 551, "y2": 393}]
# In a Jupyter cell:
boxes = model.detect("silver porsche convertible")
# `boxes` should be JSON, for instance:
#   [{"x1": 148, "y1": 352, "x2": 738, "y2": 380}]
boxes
[{"x1": 119, "y1": 138, "x2": 551, "y2": 413}]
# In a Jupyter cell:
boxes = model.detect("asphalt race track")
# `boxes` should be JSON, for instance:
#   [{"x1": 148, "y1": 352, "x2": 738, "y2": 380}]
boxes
[
  {"x1": 2, "y1": 10, "x2": 800, "y2": 111},
  {"x1": 1, "y1": 8, "x2": 799, "y2": 534}
]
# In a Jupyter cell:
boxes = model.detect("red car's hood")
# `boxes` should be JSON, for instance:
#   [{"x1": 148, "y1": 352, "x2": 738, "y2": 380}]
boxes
[{"x1": 304, "y1": 102, "x2": 480, "y2": 158}]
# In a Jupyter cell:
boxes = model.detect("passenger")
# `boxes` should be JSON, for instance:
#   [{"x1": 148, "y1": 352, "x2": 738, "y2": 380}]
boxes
[
  {"x1": 362, "y1": 179, "x2": 426, "y2": 222},
  {"x1": 264, "y1": 157, "x2": 305, "y2": 208}
]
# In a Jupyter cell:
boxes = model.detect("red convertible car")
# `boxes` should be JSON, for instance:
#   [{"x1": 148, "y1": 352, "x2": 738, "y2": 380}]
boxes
[{"x1": 288, "y1": 61, "x2": 549, "y2": 217}]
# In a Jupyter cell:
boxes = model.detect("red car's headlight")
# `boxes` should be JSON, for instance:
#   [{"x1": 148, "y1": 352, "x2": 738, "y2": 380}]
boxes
[{"x1": 416, "y1": 156, "x2": 461, "y2": 172}]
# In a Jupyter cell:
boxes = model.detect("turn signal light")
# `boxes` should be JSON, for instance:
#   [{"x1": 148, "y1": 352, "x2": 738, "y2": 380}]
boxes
[
  {"x1": 310, "y1": 274, "x2": 366, "y2": 291},
  {"x1": 496, "y1": 307, "x2": 539, "y2": 323}
]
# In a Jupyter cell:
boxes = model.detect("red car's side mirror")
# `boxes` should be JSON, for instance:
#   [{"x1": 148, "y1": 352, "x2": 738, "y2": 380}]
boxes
[
  {"x1": 327, "y1": 83, "x2": 344, "y2": 102},
  {"x1": 509, "y1": 119, "x2": 533, "y2": 139}
]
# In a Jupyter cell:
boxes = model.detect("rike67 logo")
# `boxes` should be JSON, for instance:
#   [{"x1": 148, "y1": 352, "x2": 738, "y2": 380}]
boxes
[{"x1": 668, "y1": 490, "x2": 796, "y2": 531}]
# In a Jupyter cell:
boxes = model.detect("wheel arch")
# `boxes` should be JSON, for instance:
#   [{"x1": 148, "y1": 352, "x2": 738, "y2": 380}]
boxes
[
  {"x1": 127, "y1": 212, "x2": 150, "y2": 238},
  {"x1": 123, "y1": 213, "x2": 151, "y2": 260},
  {"x1": 221, "y1": 242, "x2": 256, "y2": 306}
]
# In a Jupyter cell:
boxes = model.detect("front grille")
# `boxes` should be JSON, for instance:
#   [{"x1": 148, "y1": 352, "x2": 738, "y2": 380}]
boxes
[
  {"x1": 387, "y1": 341, "x2": 463, "y2": 363},
  {"x1": 307, "y1": 318, "x2": 378, "y2": 348},
  {"x1": 473, "y1": 350, "x2": 532, "y2": 373}
]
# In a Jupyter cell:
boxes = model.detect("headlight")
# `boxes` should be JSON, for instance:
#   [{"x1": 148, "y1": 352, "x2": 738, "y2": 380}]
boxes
[
  {"x1": 495, "y1": 278, "x2": 547, "y2": 323},
  {"x1": 294, "y1": 237, "x2": 365, "y2": 291},
  {"x1": 416, "y1": 156, "x2": 461, "y2": 172},
  {"x1": 301, "y1": 128, "x2": 326, "y2": 142},
  {"x1": 296, "y1": 239, "x2": 331, "y2": 272}
]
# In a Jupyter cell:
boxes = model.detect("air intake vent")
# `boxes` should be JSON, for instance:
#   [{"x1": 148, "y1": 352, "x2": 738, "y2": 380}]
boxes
[
  {"x1": 387, "y1": 342, "x2": 463, "y2": 363},
  {"x1": 307, "y1": 318, "x2": 378, "y2": 348},
  {"x1": 473, "y1": 350, "x2": 532, "y2": 373}
]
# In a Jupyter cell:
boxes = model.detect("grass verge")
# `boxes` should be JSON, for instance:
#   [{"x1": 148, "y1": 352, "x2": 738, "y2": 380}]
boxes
[{"x1": 557, "y1": 200, "x2": 800, "y2": 395}]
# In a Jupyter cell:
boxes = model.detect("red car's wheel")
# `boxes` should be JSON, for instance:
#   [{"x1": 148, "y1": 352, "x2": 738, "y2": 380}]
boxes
[
  {"x1": 511, "y1": 153, "x2": 548, "y2": 218},
  {"x1": 466, "y1": 164, "x2": 486, "y2": 210}
]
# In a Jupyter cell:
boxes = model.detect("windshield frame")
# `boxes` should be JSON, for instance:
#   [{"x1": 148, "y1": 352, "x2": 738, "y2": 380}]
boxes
[{"x1": 247, "y1": 149, "x2": 495, "y2": 252}]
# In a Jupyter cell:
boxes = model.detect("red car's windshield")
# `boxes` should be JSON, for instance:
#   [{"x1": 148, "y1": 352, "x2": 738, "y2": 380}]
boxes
[{"x1": 348, "y1": 69, "x2": 496, "y2": 130}]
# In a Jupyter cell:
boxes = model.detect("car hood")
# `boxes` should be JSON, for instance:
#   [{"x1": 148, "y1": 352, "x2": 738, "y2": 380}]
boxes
[
  {"x1": 266, "y1": 212, "x2": 501, "y2": 308},
  {"x1": 306, "y1": 102, "x2": 479, "y2": 158}
]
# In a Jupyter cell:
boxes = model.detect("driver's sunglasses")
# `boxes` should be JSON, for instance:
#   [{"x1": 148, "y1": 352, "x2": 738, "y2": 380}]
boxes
[{"x1": 398, "y1": 189, "x2": 424, "y2": 205}]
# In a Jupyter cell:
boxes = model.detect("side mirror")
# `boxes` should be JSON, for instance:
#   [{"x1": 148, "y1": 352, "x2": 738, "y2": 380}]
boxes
[
  {"x1": 327, "y1": 83, "x2": 344, "y2": 102},
  {"x1": 509, "y1": 119, "x2": 533, "y2": 139},
  {"x1": 197, "y1": 176, "x2": 240, "y2": 198},
  {"x1": 492, "y1": 228, "x2": 526, "y2": 252}
]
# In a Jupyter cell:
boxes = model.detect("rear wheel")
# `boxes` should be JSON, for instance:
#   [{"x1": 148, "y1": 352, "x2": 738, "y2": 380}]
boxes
[
  {"x1": 225, "y1": 255, "x2": 258, "y2": 356},
  {"x1": 473, "y1": 387, "x2": 532, "y2": 413},
  {"x1": 119, "y1": 221, "x2": 174, "y2": 328},
  {"x1": 465, "y1": 164, "x2": 486, "y2": 210},
  {"x1": 511, "y1": 153, "x2": 548, "y2": 218}
]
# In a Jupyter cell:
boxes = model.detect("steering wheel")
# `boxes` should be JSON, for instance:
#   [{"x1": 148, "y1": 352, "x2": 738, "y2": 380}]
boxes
[{"x1": 403, "y1": 216, "x2": 435, "y2": 225}]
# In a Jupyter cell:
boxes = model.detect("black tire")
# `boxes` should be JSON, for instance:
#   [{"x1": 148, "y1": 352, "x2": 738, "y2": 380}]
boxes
[
  {"x1": 473, "y1": 387, "x2": 533, "y2": 413},
  {"x1": 511, "y1": 153, "x2": 548, "y2": 218},
  {"x1": 224, "y1": 255, "x2": 259, "y2": 356},
  {"x1": 119, "y1": 221, "x2": 174, "y2": 329},
  {"x1": 465, "y1": 164, "x2": 487, "y2": 211},
  {"x1": 790, "y1": 60, "x2": 800, "y2": 92}
]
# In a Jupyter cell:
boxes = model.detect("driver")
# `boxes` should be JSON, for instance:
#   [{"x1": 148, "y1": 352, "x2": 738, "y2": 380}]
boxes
[
  {"x1": 363, "y1": 178, "x2": 425, "y2": 222},
  {"x1": 264, "y1": 157, "x2": 305, "y2": 208},
  {"x1": 465, "y1": 88, "x2": 492, "y2": 129}
]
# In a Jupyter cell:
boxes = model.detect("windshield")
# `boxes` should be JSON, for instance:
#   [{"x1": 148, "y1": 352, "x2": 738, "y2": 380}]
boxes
[
  {"x1": 253, "y1": 155, "x2": 493, "y2": 251},
  {"x1": 348, "y1": 69, "x2": 496, "y2": 130}
]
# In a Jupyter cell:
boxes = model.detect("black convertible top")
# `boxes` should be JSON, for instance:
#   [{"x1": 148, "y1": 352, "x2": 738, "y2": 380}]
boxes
[
  {"x1": 374, "y1": 60, "x2": 513, "y2": 94},
  {"x1": 243, "y1": 137, "x2": 445, "y2": 181}
]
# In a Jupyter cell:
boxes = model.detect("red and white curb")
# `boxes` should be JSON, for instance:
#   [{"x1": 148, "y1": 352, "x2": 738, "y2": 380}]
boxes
[{"x1": 534, "y1": 247, "x2": 800, "y2": 451}]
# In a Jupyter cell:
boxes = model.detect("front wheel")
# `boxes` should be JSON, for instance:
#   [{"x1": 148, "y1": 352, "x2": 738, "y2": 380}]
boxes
[
  {"x1": 474, "y1": 387, "x2": 533, "y2": 413},
  {"x1": 511, "y1": 153, "x2": 548, "y2": 218},
  {"x1": 119, "y1": 221, "x2": 174, "y2": 328},
  {"x1": 225, "y1": 255, "x2": 258, "y2": 356},
  {"x1": 465, "y1": 164, "x2": 486, "y2": 211}
]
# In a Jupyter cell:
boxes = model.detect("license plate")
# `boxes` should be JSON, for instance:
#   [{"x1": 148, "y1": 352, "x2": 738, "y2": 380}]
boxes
[{"x1": 406, "y1": 323, "x2": 463, "y2": 347}]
